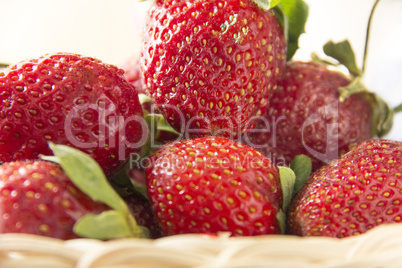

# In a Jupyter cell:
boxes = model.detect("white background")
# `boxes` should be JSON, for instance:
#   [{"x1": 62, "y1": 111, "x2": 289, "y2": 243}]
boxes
[{"x1": 0, "y1": 0, "x2": 401, "y2": 140}]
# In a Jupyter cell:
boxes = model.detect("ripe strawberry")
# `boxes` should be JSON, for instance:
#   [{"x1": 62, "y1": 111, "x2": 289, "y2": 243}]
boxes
[
  {"x1": 0, "y1": 160, "x2": 109, "y2": 240},
  {"x1": 244, "y1": 60, "x2": 376, "y2": 170},
  {"x1": 145, "y1": 136, "x2": 283, "y2": 236},
  {"x1": 120, "y1": 56, "x2": 146, "y2": 95},
  {"x1": 287, "y1": 139, "x2": 402, "y2": 238},
  {"x1": 124, "y1": 193, "x2": 163, "y2": 238},
  {"x1": 0, "y1": 53, "x2": 144, "y2": 176},
  {"x1": 140, "y1": 0, "x2": 287, "y2": 138}
]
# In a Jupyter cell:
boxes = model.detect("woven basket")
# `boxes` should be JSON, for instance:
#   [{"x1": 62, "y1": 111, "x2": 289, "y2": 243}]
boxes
[{"x1": 1, "y1": 223, "x2": 402, "y2": 268}]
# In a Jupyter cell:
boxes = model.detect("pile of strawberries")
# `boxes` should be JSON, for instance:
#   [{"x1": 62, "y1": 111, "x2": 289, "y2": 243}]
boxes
[{"x1": 0, "y1": 0, "x2": 401, "y2": 241}]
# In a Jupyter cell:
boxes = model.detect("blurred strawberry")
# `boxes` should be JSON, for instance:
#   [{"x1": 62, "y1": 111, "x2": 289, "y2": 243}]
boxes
[
  {"x1": 244, "y1": 41, "x2": 394, "y2": 170},
  {"x1": 120, "y1": 56, "x2": 146, "y2": 95}
]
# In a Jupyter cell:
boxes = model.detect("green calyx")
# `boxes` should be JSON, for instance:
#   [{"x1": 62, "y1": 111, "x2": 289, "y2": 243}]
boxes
[
  {"x1": 140, "y1": 94, "x2": 180, "y2": 137},
  {"x1": 337, "y1": 77, "x2": 394, "y2": 138},
  {"x1": 139, "y1": 93, "x2": 181, "y2": 156},
  {"x1": 394, "y1": 103, "x2": 402, "y2": 114},
  {"x1": 279, "y1": 155, "x2": 312, "y2": 212},
  {"x1": 278, "y1": 167, "x2": 296, "y2": 215},
  {"x1": 276, "y1": 166, "x2": 295, "y2": 234},
  {"x1": 276, "y1": 0, "x2": 309, "y2": 60},
  {"x1": 41, "y1": 143, "x2": 150, "y2": 240},
  {"x1": 289, "y1": 155, "x2": 312, "y2": 193},
  {"x1": 251, "y1": 0, "x2": 281, "y2": 11},
  {"x1": 313, "y1": 1, "x2": 395, "y2": 138},
  {"x1": 313, "y1": 39, "x2": 394, "y2": 138},
  {"x1": 368, "y1": 93, "x2": 394, "y2": 138},
  {"x1": 323, "y1": 40, "x2": 362, "y2": 77},
  {"x1": 277, "y1": 154, "x2": 312, "y2": 234}
]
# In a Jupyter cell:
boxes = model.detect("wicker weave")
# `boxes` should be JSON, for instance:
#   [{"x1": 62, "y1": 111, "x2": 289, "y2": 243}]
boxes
[{"x1": 1, "y1": 223, "x2": 402, "y2": 268}]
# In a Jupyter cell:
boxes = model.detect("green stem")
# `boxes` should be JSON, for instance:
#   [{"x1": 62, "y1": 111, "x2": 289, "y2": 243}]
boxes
[
  {"x1": 0, "y1": 63, "x2": 9, "y2": 68},
  {"x1": 393, "y1": 103, "x2": 402, "y2": 114},
  {"x1": 362, "y1": 0, "x2": 380, "y2": 74}
]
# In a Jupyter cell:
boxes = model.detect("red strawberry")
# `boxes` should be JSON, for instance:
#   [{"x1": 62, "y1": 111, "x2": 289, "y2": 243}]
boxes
[
  {"x1": 244, "y1": 60, "x2": 376, "y2": 170},
  {"x1": 244, "y1": 37, "x2": 395, "y2": 171},
  {"x1": 0, "y1": 160, "x2": 109, "y2": 240},
  {"x1": 287, "y1": 139, "x2": 402, "y2": 238},
  {"x1": 0, "y1": 53, "x2": 145, "y2": 176},
  {"x1": 120, "y1": 56, "x2": 146, "y2": 95},
  {"x1": 140, "y1": 0, "x2": 287, "y2": 138},
  {"x1": 124, "y1": 193, "x2": 163, "y2": 238},
  {"x1": 145, "y1": 136, "x2": 283, "y2": 236}
]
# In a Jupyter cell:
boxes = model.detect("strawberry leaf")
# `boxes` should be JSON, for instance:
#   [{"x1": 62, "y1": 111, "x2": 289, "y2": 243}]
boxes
[
  {"x1": 276, "y1": 166, "x2": 296, "y2": 234},
  {"x1": 311, "y1": 52, "x2": 339, "y2": 67},
  {"x1": 272, "y1": 6, "x2": 288, "y2": 45},
  {"x1": 277, "y1": 0, "x2": 309, "y2": 60},
  {"x1": 278, "y1": 166, "x2": 296, "y2": 212},
  {"x1": 43, "y1": 143, "x2": 128, "y2": 213},
  {"x1": 323, "y1": 40, "x2": 362, "y2": 77},
  {"x1": 147, "y1": 113, "x2": 181, "y2": 136},
  {"x1": 251, "y1": 0, "x2": 281, "y2": 11},
  {"x1": 276, "y1": 210, "x2": 286, "y2": 234},
  {"x1": 370, "y1": 93, "x2": 394, "y2": 138},
  {"x1": 74, "y1": 211, "x2": 149, "y2": 240},
  {"x1": 338, "y1": 77, "x2": 368, "y2": 102},
  {"x1": 41, "y1": 143, "x2": 149, "y2": 239},
  {"x1": 290, "y1": 155, "x2": 311, "y2": 193},
  {"x1": 138, "y1": 93, "x2": 152, "y2": 105}
]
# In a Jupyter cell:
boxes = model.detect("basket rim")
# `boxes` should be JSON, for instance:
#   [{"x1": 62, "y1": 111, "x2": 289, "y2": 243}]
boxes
[{"x1": 1, "y1": 223, "x2": 402, "y2": 268}]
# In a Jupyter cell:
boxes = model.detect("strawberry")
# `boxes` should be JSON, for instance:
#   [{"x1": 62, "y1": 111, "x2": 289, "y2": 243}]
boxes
[
  {"x1": 124, "y1": 193, "x2": 163, "y2": 238},
  {"x1": 244, "y1": 41, "x2": 394, "y2": 171},
  {"x1": 120, "y1": 56, "x2": 146, "y2": 95},
  {"x1": 145, "y1": 136, "x2": 283, "y2": 236},
  {"x1": 287, "y1": 139, "x2": 402, "y2": 238},
  {"x1": 0, "y1": 160, "x2": 109, "y2": 240},
  {"x1": 244, "y1": 60, "x2": 373, "y2": 170},
  {"x1": 0, "y1": 53, "x2": 145, "y2": 176},
  {"x1": 140, "y1": 0, "x2": 287, "y2": 138}
]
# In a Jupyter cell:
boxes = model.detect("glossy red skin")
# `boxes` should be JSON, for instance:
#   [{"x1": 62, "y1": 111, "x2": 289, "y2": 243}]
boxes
[
  {"x1": 287, "y1": 139, "x2": 402, "y2": 238},
  {"x1": 0, "y1": 53, "x2": 144, "y2": 176},
  {"x1": 244, "y1": 61, "x2": 373, "y2": 171},
  {"x1": 0, "y1": 161, "x2": 109, "y2": 240},
  {"x1": 146, "y1": 136, "x2": 282, "y2": 236},
  {"x1": 141, "y1": 0, "x2": 286, "y2": 139}
]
